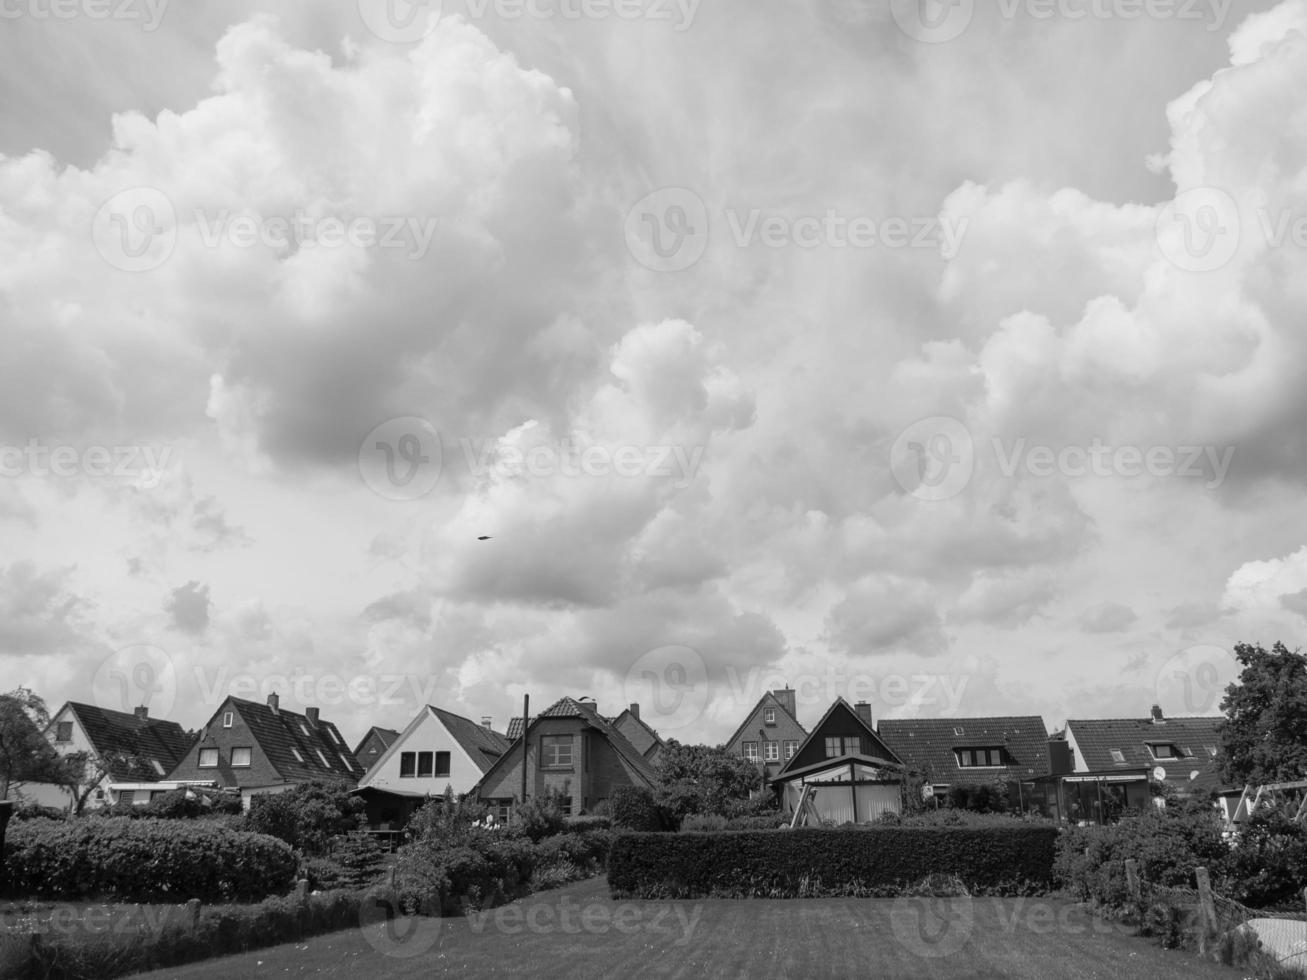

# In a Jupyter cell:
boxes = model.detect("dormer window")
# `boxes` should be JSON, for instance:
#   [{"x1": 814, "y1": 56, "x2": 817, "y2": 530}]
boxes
[
  {"x1": 150, "y1": 759, "x2": 166, "y2": 776},
  {"x1": 1110, "y1": 749, "x2": 1126, "y2": 764},
  {"x1": 1148, "y1": 743, "x2": 1177, "y2": 760},
  {"x1": 956, "y1": 747, "x2": 1004, "y2": 768}
]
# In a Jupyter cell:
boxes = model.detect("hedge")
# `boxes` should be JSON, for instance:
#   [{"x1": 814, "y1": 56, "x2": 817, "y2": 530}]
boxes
[
  {"x1": 4, "y1": 817, "x2": 298, "y2": 902},
  {"x1": 607, "y1": 826, "x2": 1058, "y2": 898}
]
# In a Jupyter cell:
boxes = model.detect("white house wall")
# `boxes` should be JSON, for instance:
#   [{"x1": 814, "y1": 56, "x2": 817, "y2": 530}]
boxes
[
  {"x1": 359, "y1": 708, "x2": 485, "y2": 798},
  {"x1": 13, "y1": 705, "x2": 109, "y2": 811}
]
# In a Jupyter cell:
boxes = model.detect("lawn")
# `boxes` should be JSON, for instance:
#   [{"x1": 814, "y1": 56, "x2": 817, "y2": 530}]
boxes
[{"x1": 132, "y1": 878, "x2": 1246, "y2": 980}]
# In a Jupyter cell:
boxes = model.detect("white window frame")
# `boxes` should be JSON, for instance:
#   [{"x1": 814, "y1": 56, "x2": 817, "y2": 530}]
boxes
[
  {"x1": 291, "y1": 747, "x2": 305, "y2": 763},
  {"x1": 764, "y1": 741, "x2": 779, "y2": 762},
  {"x1": 231, "y1": 747, "x2": 252, "y2": 768},
  {"x1": 744, "y1": 741, "x2": 760, "y2": 762},
  {"x1": 315, "y1": 748, "x2": 330, "y2": 768},
  {"x1": 763, "y1": 707, "x2": 776, "y2": 726},
  {"x1": 784, "y1": 740, "x2": 799, "y2": 760},
  {"x1": 198, "y1": 748, "x2": 219, "y2": 768},
  {"x1": 1110, "y1": 749, "x2": 1126, "y2": 764},
  {"x1": 222, "y1": 712, "x2": 234, "y2": 729}
]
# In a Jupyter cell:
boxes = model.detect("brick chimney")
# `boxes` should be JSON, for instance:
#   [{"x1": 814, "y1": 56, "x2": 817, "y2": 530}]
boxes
[
  {"x1": 628, "y1": 702, "x2": 640, "y2": 721},
  {"x1": 305, "y1": 707, "x2": 319, "y2": 727},
  {"x1": 133, "y1": 706, "x2": 149, "y2": 720},
  {"x1": 267, "y1": 692, "x2": 279, "y2": 713},
  {"x1": 1150, "y1": 704, "x2": 1165, "y2": 724},
  {"x1": 772, "y1": 688, "x2": 797, "y2": 719},
  {"x1": 854, "y1": 701, "x2": 872, "y2": 726}
]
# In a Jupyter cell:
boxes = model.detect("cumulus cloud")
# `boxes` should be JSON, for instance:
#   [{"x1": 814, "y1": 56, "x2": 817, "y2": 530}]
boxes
[{"x1": 165, "y1": 580, "x2": 211, "y2": 634}]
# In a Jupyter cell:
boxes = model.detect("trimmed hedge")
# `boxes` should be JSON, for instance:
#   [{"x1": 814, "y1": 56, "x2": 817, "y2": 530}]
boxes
[
  {"x1": 4, "y1": 817, "x2": 297, "y2": 902},
  {"x1": 608, "y1": 826, "x2": 1058, "y2": 898}
]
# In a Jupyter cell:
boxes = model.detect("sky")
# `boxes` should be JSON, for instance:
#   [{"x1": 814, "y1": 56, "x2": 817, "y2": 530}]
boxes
[{"x1": 2, "y1": 0, "x2": 1306, "y2": 750}]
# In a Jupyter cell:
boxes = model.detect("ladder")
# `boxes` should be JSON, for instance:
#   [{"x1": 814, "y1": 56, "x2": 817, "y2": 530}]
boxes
[{"x1": 789, "y1": 784, "x2": 823, "y2": 828}]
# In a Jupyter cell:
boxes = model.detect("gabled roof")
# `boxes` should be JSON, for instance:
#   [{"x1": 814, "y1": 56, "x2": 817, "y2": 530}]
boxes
[
  {"x1": 432, "y1": 708, "x2": 510, "y2": 773},
  {"x1": 1065, "y1": 715, "x2": 1228, "y2": 793},
  {"x1": 203, "y1": 697, "x2": 361, "y2": 783},
  {"x1": 722, "y1": 690, "x2": 807, "y2": 750},
  {"x1": 492, "y1": 697, "x2": 657, "y2": 788},
  {"x1": 60, "y1": 703, "x2": 194, "y2": 781},
  {"x1": 609, "y1": 708, "x2": 665, "y2": 758},
  {"x1": 876, "y1": 716, "x2": 1051, "y2": 785},
  {"x1": 352, "y1": 726, "x2": 399, "y2": 759},
  {"x1": 778, "y1": 698, "x2": 903, "y2": 777}
]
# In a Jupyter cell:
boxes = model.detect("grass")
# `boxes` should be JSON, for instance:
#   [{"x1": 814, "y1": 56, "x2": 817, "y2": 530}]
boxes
[{"x1": 129, "y1": 878, "x2": 1250, "y2": 980}]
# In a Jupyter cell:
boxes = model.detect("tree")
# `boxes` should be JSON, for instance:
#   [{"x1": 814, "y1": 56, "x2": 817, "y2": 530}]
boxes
[
  {"x1": 244, "y1": 778, "x2": 366, "y2": 855},
  {"x1": 62, "y1": 749, "x2": 141, "y2": 815},
  {"x1": 1217, "y1": 642, "x2": 1307, "y2": 787},
  {"x1": 0, "y1": 688, "x2": 71, "y2": 800},
  {"x1": 652, "y1": 740, "x2": 762, "y2": 820}
]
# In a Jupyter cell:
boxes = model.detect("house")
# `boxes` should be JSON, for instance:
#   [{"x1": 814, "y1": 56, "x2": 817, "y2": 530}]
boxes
[
  {"x1": 16, "y1": 702, "x2": 194, "y2": 811},
  {"x1": 353, "y1": 726, "x2": 400, "y2": 774},
  {"x1": 609, "y1": 703, "x2": 666, "y2": 763},
  {"x1": 877, "y1": 715, "x2": 1052, "y2": 807},
  {"x1": 353, "y1": 706, "x2": 509, "y2": 829},
  {"x1": 475, "y1": 696, "x2": 657, "y2": 821},
  {"x1": 1054, "y1": 705, "x2": 1229, "y2": 821},
  {"x1": 772, "y1": 699, "x2": 905, "y2": 824},
  {"x1": 722, "y1": 688, "x2": 808, "y2": 783},
  {"x1": 166, "y1": 693, "x2": 360, "y2": 809}
]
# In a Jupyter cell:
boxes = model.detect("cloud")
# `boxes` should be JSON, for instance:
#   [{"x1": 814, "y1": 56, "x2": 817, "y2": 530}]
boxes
[
  {"x1": 164, "y1": 580, "x2": 211, "y2": 634},
  {"x1": 1078, "y1": 602, "x2": 1139, "y2": 634}
]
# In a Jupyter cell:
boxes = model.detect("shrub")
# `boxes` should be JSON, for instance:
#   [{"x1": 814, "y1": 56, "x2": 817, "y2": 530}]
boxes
[
  {"x1": 12, "y1": 802, "x2": 66, "y2": 821},
  {"x1": 680, "y1": 814, "x2": 728, "y2": 832},
  {"x1": 1220, "y1": 811, "x2": 1307, "y2": 909},
  {"x1": 609, "y1": 786, "x2": 667, "y2": 832},
  {"x1": 725, "y1": 814, "x2": 787, "y2": 831},
  {"x1": 608, "y1": 826, "x2": 1058, "y2": 899},
  {"x1": 564, "y1": 815, "x2": 611, "y2": 832},
  {"x1": 515, "y1": 788, "x2": 566, "y2": 842},
  {"x1": 244, "y1": 779, "x2": 364, "y2": 856},
  {"x1": 405, "y1": 787, "x2": 489, "y2": 843},
  {"x1": 3, "y1": 817, "x2": 297, "y2": 902}
]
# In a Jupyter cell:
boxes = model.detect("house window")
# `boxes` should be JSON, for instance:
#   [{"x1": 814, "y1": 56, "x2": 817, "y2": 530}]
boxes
[
  {"x1": 1110, "y1": 749, "x2": 1126, "y2": 764},
  {"x1": 435, "y1": 751, "x2": 451, "y2": 777},
  {"x1": 55, "y1": 722, "x2": 73, "y2": 743},
  {"x1": 118, "y1": 790, "x2": 135, "y2": 805},
  {"x1": 956, "y1": 747, "x2": 1004, "y2": 768},
  {"x1": 743, "y1": 741, "x2": 760, "y2": 761},
  {"x1": 764, "y1": 707, "x2": 776, "y2": 726},
  {"x1": 291, "y1": 748, "x2": 305, "y2": 764},
  {"x1": 784, "y1": 740, "x2": 799, "y2": 759},
  {"x1": 231, "y1": 747, "x2": 252, "y2": 768},
  {"x1": 315, "y1": 749, "x2": 330, "y2": 768},
  {"x1": 400, "y1": 752, "x2": 416, "y2": 777},
  {"x1": 199, "y1": 748, "x2": 219, "y2": 768},
  {"x1": 150, "y1": 759, "x2": 166, "y2": 776},
  {"x1": 764, "y1": 741, "x2": 779, "y2": 762},
  {"x1": 1149, "y1": 744, "x2": 1176, "y2": 760},
  {"x1": 417, "y1": 752, "x2": 434, "y2": 777},
  {"x1": 953, "y1": 727, "x2": 965, "y2": 736},
  {"x1": 222, "y1": 712, "x2": 234, "y2": 729},
  {"x1": 825, "y1": 737, "x2": 841, "y2": 758},
  {"x1": 300, "y1": 723, "x2": 310, "y2": 737},
  {"x1": 1206, "y1": 746, "x2": 1218, "y2": 758},
  {"x1": 338, "y1": 753, "x2": 353, "y2": 771},
  {"x1": 825, "y1": 736, "x2": 859, "y2": 758},
  {"x1": 542, "y1": 736, "x2": 573, "y2": 768}
]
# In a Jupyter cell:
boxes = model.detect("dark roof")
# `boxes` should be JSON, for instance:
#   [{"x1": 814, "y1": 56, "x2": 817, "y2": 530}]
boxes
[
  {"x1": 63, "y1": 703, "x2": 194, "y2": 781},
  {"x1": 722, "y1": 690, "x2": 808, "y2": 750},
  {"x1": 210, "y1": 697, "x2": 361, "y2": 784},
  {"x1": 877, "y1": 716, "x2": 1051, "y2": 785},
  {"x1": 495, "y1": 697, "x2": 657, "y2": 787},
  {"x1": 432, "y1": 708, "x2": 510, "y2": 774},
  {"x1": 1066, "y1": 715, "x2": 1228, "y2": 794},
  {"x1": 352, "y1": 726, "x2": 399, "y2": 759},
  {"x1": 609, "y1": 709, "x2": 665, "y2": 758},
  {"x1": 777, "y1": 698, "x2": 903, "y2": 778}
]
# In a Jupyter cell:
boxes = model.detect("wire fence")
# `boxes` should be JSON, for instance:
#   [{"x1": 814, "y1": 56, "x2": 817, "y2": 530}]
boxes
[{"x1": 1129, "y1": 860, "x2": 1307, "y2": 935}]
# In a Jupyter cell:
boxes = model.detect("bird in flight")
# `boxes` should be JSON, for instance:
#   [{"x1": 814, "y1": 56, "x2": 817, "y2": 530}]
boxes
[{"x1": 477, "y1": 535, "x2": 492, "y2": 541}]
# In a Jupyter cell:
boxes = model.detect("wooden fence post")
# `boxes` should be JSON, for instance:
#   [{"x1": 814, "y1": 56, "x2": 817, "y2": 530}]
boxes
[
  {"x1": 295, "y1": 879, "x2": 309, "y2": 905},
  {"x1": 1195, "y1": 867, "x2": 1216, "y2": 953},
  {"x1": 1302, "y1": 886, "x2": 1307, "y2": 920},
  {"x1": 1124, "y1": 859, "x2": 1140, "y2": 902},
  {"x1": 187, "y1": 898, "x2": 202, "y2": 932}
]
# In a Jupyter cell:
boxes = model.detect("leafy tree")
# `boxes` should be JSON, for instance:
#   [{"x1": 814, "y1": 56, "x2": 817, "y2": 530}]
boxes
[
  {"x1": 652, "y1": 741, "x2": 762, "y2": 820},
  {"x1": 1217, "y1": 642, "x2": 1307, "y2": 786},
  {"x1": 61, "y1": 748, "x2": 145, "y2": 815},
  {"x1": 0, "y1": 688, "x2": 70, "y2": 799},
  {"x1": 244, "y1": 778, "x2": 365, "y2": 855}
]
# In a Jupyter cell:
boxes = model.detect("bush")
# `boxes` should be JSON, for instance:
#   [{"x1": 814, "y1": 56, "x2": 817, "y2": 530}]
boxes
[
  {"x1": 3, "y1": 817, "x2": 297, "y2": 902},
  {"x1": 244, "y1": 779, "x2": 364, "y2": 856},
  {"x1": 1220, "y1": 811, "x2": 1307, "y2": 909},
  {"x1": 608, "y1": 826, "x2": 1058, "y2": 899},
  {"x1": 515, "y1": 788, "x2": 566, "y2": 842},
  {"x1": 609, "y1": 786, "x2": 667, "y2": 832},
  {"x1": 89, "y1": 789, "x2": 245, "y2": 821},
  {"x1": 12, "y1": 802, "x2": 66, "y2": 821},
  {"x1": 564, "y1": 815, "x2": 611, "y2": 832},
  {"x1": 300, "y1": 832, "x2": 387, "y2": 891},
  {"x1": 680, "y1": 814, "x2": 728, "y2": 832},
  {"x1": 405, "y1": 788, "x2": 489, "y2": 843}
]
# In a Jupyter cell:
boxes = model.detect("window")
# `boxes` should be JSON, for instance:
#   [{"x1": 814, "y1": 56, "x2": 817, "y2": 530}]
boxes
[
  {"x1": 400, "y1": 752, "x2": 416, "y2": 777},
  {"x1": 55, "y1": 722, "x2": 73, "y2": 743},
  {"x1": 231, "y1": 747, "x2": 252, "y2": 768},
  {"x1": 784, "y1": 740, "x2": 799, "y2": 759},
  {"x1": 953, "y1": 727, "x2": 965, "y2": 737},
  {"x1": 300, "y1": 723, "x2": 310, "y2": 737},
  {"x1": 825, "y1": 737, "x2": 841, "y2": 758},
  {"x1": 542, "y1": 736, "x2": 573, "y2": 768},
  {"x1": 1109, "y1": 749, "x2": 1126, "y2": 764},
  {"x1": 763, "y1": 707, "x2": 776, "y2": 726},
  {"x1": 368, "y1": 746, "x2": 379, "y2": 756},
  {"x1": 222, "y1": 712, "x2": 234, "y2": 729},
  {"x1": 199, "y1": 748, "x2": 219, "y2": 768},
  {"x1": 744, "y1": 741, "x2": 760, "y2": 761},
  {"x1": 315, "y1": 749, "x2": 330, "y2": 768},
  {"x1": 435, "y1": 751, "x2": 451, "y2": 777},
  {"x1": 118, "y1": 790, "x2": 135, "y2": 806},
  {"x1": 956, "y1": 747, "x2": 1004, "y2": 768},
  {"x1": 1206, "y1": 746, "x2": 1218, "y2": 758},
  {"x1": 151, "y1": 789, "x2": 167, "y2": 801},
  {"x1": 764, "y1": 741, "x2": 779, "y2": 762},
  {"x1": 825, "y1": 736, "x2": 860, "y2": 758},
  {"x1": 417, "y1": 751, "x2": 434, "y2": 777},
  {"x1": 1149, "y1": 743, "x2": 1176, "y2": 760},
  {"x1": 291, "y1": 748, "x2": 305, "y2": 764},
  {"x1": 150, "y1": 759, "x2": 166, "y2": 776}
]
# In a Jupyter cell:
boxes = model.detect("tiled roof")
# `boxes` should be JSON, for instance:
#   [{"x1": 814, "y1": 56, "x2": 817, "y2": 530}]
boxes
[
  {"x1": 63, "y1": 703, "x2": 195, "y2": 781},
  {"x1": 506, "y1": 717, "x2": 525, "y2": 740},
  {"x1": 217, "y1": 697, "x2": 361, "y2": 783},
  {"x1": 877, "y1": 716, "x2": 1051, "y2": 785},
  {"x1": 500, "y1": 697, "x2": 657, "y2": 786},
  {"x1": 433, "y1": 708, "x2": 510, "y2": 774},
  {"x1": 610, "y1": 709, "x2": 664, "y2": 758},
  {"x1": 352, "y1": 726, "x2": 399, "y2": 759},
  {"x1": 1066, "y1": 715, "x2": 1228, "y2": 793}
]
